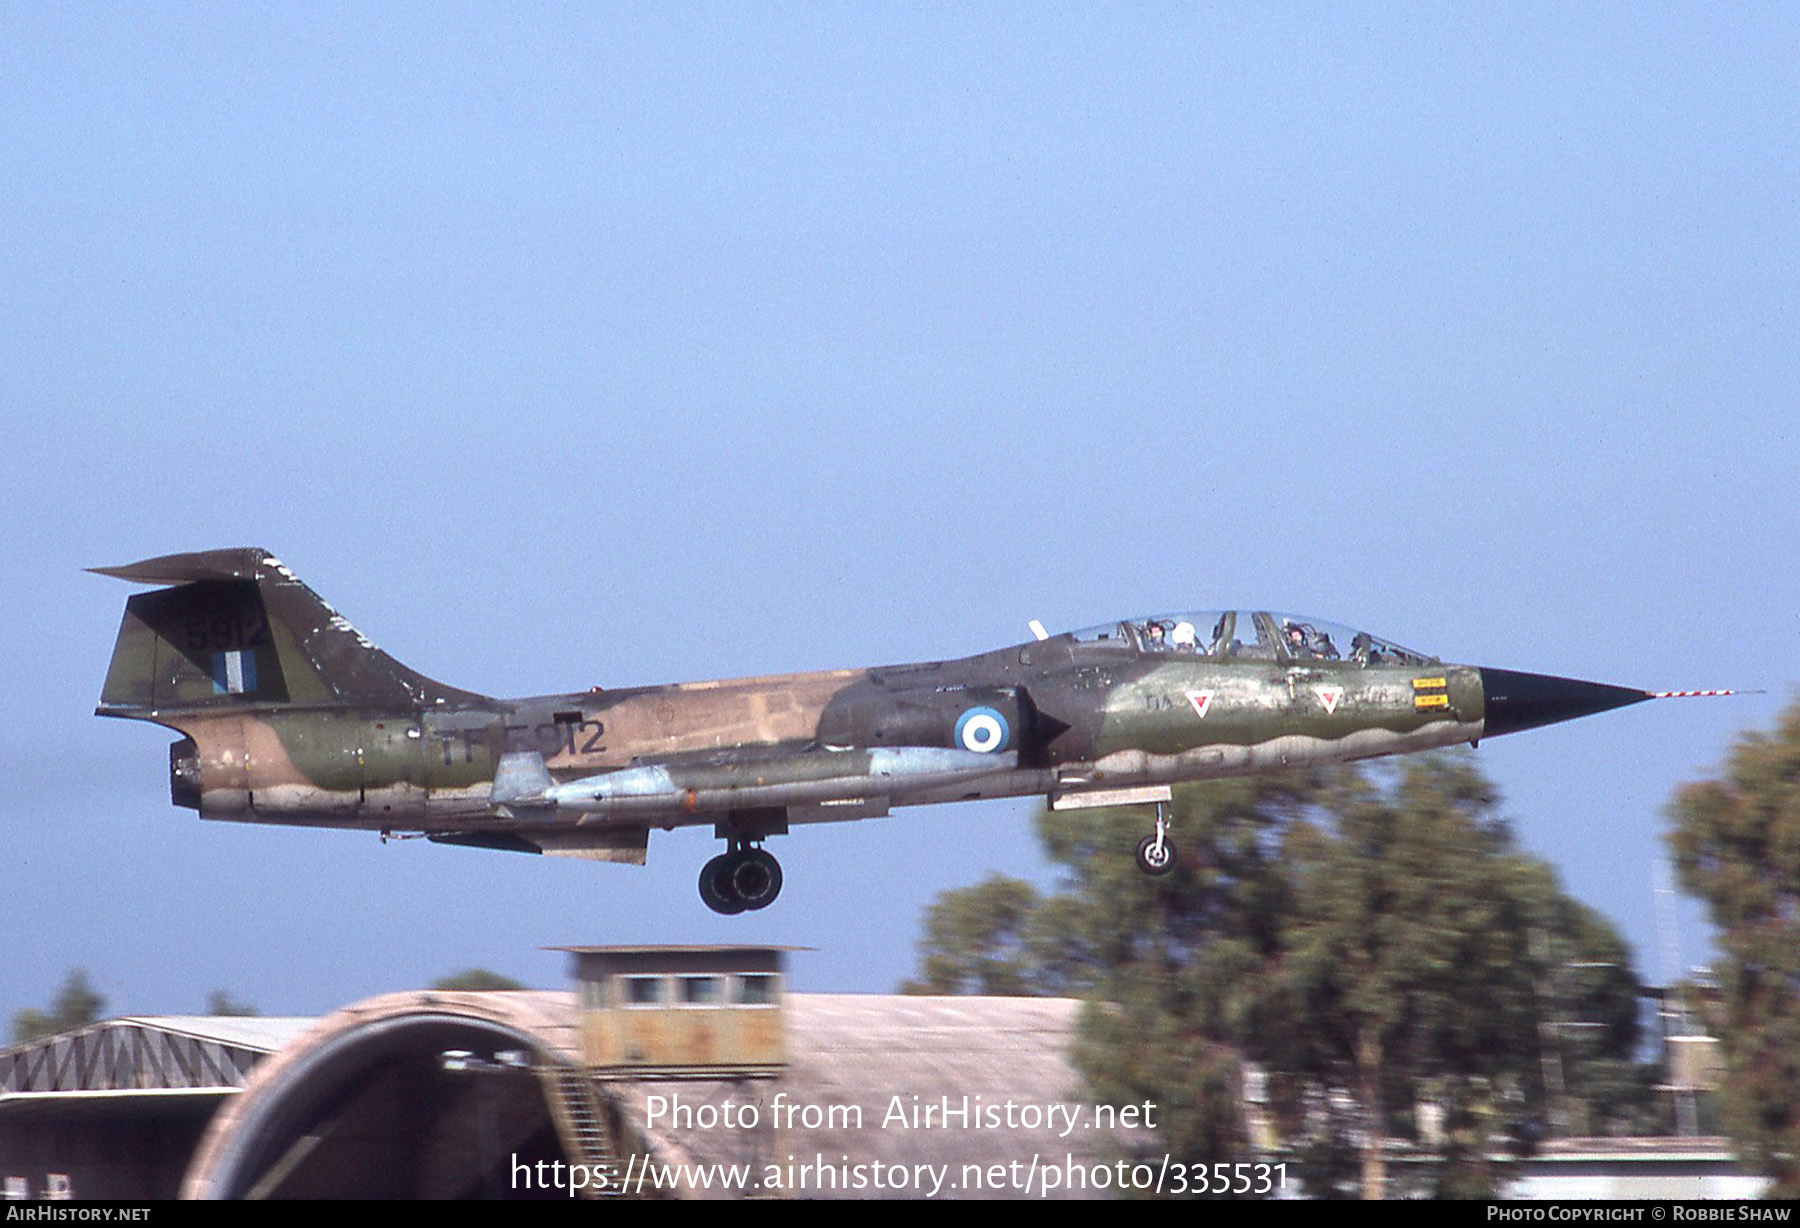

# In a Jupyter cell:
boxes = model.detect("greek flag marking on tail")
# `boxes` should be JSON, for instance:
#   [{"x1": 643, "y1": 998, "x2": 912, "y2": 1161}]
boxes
[{"x1": 211, "y1": 650, "x2": 256, "y2": 695}]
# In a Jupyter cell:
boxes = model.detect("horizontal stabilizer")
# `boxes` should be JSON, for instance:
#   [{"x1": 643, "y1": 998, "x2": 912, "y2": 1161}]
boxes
[{"x1": 89, "y1": 549, "x2": 272, "y2": 586}]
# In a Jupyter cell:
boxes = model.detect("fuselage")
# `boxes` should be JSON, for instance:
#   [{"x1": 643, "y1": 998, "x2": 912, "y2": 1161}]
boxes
[
  {"x1": 96, "y1": 551, "x2": 1666, "y2": 911},
  {"x1": 156, "y1": 624, "x2": 1487, "y2": 833}
]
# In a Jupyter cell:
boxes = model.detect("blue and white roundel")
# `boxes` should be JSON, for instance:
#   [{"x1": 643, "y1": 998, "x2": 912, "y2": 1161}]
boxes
[{"x1": 954, "y1": 706, "x2": 1011, "y2": 754}]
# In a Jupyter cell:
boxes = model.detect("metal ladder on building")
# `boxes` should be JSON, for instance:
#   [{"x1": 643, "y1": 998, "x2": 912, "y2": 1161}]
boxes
[{"x1": 539, "y1": 1066, "x2": 630, "y2": 1198}]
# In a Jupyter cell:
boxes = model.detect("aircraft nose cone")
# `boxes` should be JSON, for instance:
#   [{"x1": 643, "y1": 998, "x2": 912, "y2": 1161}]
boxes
[{"x1": 1479, "y1": 667, "x2": 1652, "y2": 738}]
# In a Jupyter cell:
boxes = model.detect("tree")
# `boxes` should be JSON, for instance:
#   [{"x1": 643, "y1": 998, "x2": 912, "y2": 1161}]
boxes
[
  {"x1": 1667, "y1": 697, "x2": 1800, "y2": 1197},
  {"x1": 432, "y1": 968, "x2": 526, "y2": 991},
  {"x1": 206, "y1": 989, "x2": 260, "y2": 1016},
  {"x1": 11, "y1": 969, "x2": 106, "y2": 1043},
  {"x1": 1271, "y1": 759, "x2": 1552, "y2": 1198},
  {"x1": 899, "y1": 874, "x2": 1047, "y2": 995},
  {"x1": 1517, "y1": 876, "x2": 1661, "y2": 1140},
  {"x1": 903, "y1": 754, "x2": 1652, "y2": 1198}
]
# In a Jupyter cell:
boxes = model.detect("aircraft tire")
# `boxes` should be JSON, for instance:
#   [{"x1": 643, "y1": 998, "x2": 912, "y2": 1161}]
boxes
[
  {"x1": 1135, "y1": 834, "x2": 1176, "y2": 876},
  {"x1": 699, "y1": 853, "x2": 748, "y2": 915},
  {"x1": 728, "y1": 848, "x2": 783, "y2": 911}
]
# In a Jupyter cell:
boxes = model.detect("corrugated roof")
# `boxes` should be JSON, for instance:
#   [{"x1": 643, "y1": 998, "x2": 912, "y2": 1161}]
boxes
[
  {"x1": 0, "y1": 1016, "x2": 321, "y2": 1098},
  {"x1": 112, "y1": 1016, "x2": 318, "y2": 1051}
]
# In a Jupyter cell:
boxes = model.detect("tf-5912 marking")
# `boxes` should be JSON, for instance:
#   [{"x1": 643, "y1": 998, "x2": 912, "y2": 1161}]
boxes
[{"x1": 434, "y1": 721, "x2": 607, "y2": 764}]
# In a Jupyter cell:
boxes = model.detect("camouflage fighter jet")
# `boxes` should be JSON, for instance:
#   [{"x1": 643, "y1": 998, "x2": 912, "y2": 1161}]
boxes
[{"x1": 94, "y1": 549, "x2": 1736, "y2": 914}]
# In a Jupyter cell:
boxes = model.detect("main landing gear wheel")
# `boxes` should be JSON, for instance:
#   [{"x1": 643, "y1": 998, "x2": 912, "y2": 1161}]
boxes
[
  {"x1": 698, "y1": 846, "x2": 784, "y2": 914},
  {"x1": 699, "y1": 853, "x2": 748, "y2": 915},
  {"x1": 1134, "y1": 800, "x2": 1176, "y2": 876}
]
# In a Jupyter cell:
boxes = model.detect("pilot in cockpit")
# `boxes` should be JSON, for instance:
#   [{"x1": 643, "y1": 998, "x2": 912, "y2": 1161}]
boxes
[
  {"x1": 1283, "y1": 621, "x2": 1341, "y2": 661},
  {"x1": 1283, "y1": 621, "x2": 1308, "y2": 656}
]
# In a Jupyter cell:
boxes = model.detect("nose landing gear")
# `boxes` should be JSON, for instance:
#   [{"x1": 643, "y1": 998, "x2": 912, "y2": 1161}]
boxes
[
  {"x1": 1134, "y1": 801, "x2": 1176, "y2": 876},
  {"x1": 699, "y1": 842, "x2": 784, "y2": 914}
]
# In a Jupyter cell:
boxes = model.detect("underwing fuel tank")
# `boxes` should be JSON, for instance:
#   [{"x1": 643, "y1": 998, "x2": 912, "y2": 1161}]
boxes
[{"x1": 492, "y1": 745, "x2": 1017, "y2": 817}]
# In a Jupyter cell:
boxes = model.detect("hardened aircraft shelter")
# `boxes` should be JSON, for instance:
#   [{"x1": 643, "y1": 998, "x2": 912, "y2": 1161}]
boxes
[{"x1": 0, "y1": 945, "x2": 1768, "y2": 1200}]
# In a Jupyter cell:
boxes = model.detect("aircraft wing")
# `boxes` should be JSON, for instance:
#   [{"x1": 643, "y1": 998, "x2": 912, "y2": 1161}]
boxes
[
  {"x1": 426, "y1": 743, "x2": 1018, "y2": 862},
  {"x1": 488, "y1": 743, "x2": 1017, "y2": 817}
]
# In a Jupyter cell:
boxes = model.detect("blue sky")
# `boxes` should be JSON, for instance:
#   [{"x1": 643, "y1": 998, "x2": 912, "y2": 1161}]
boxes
[{"x1": 2, "y1": 6, "x2": 1795, "y2": 1016}]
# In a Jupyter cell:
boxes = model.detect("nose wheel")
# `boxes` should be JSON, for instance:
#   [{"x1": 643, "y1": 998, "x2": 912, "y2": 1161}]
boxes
[
  {"x1": 1134, "y1": 802, "x2": 1176, "y2": 876},
  {"x1": 699, "y1": 844, "x2": 784, "y2": 914}
]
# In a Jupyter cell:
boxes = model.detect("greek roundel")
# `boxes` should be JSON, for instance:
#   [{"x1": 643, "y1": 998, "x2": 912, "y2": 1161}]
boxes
[{"x1": 954, "y1": 706, "x2": 1011, "y2": 754}]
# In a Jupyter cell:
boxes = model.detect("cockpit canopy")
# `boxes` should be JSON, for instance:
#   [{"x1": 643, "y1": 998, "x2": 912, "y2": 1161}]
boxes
[{"x1": 1069, "y1": 610, "x2": 1437, "y2": 666}]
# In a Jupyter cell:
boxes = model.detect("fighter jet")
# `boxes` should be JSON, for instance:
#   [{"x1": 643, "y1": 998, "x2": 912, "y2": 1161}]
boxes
[{"x1": 93, "y1": 549, "x2": 1737, "y2": 914}]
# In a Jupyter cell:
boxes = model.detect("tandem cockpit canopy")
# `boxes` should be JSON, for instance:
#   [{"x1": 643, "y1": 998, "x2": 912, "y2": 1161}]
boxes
[{"x1": 1068, "y1": 610, "x2": 1438, "y2": 666}]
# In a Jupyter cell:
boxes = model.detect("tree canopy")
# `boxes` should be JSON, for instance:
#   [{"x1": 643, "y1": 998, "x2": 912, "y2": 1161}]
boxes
[
  {"x1": 898, "y1": 874, "x2": 1045, "y2": 996},
  {"x1": 10, "y1": 969, "x2": 107, "y2": 1044},
  {"x1": 1667, "y1": 697, "x2": 1800, "y2": 1197},
  {"x1": 905, "y1": 754, "x2": 1653, "y2": 1198},
  {"x1": 431, "y1": 968, "x2": 527, "y2": 992},
  {"x1": 206, "y1": 989, "x2": 260, "y2": 1017}
]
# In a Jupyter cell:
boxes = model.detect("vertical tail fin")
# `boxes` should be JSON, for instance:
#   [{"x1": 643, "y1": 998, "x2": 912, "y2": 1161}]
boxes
[{"x1": 92, "y1": 548, "x2": 487, "y2": 715}]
